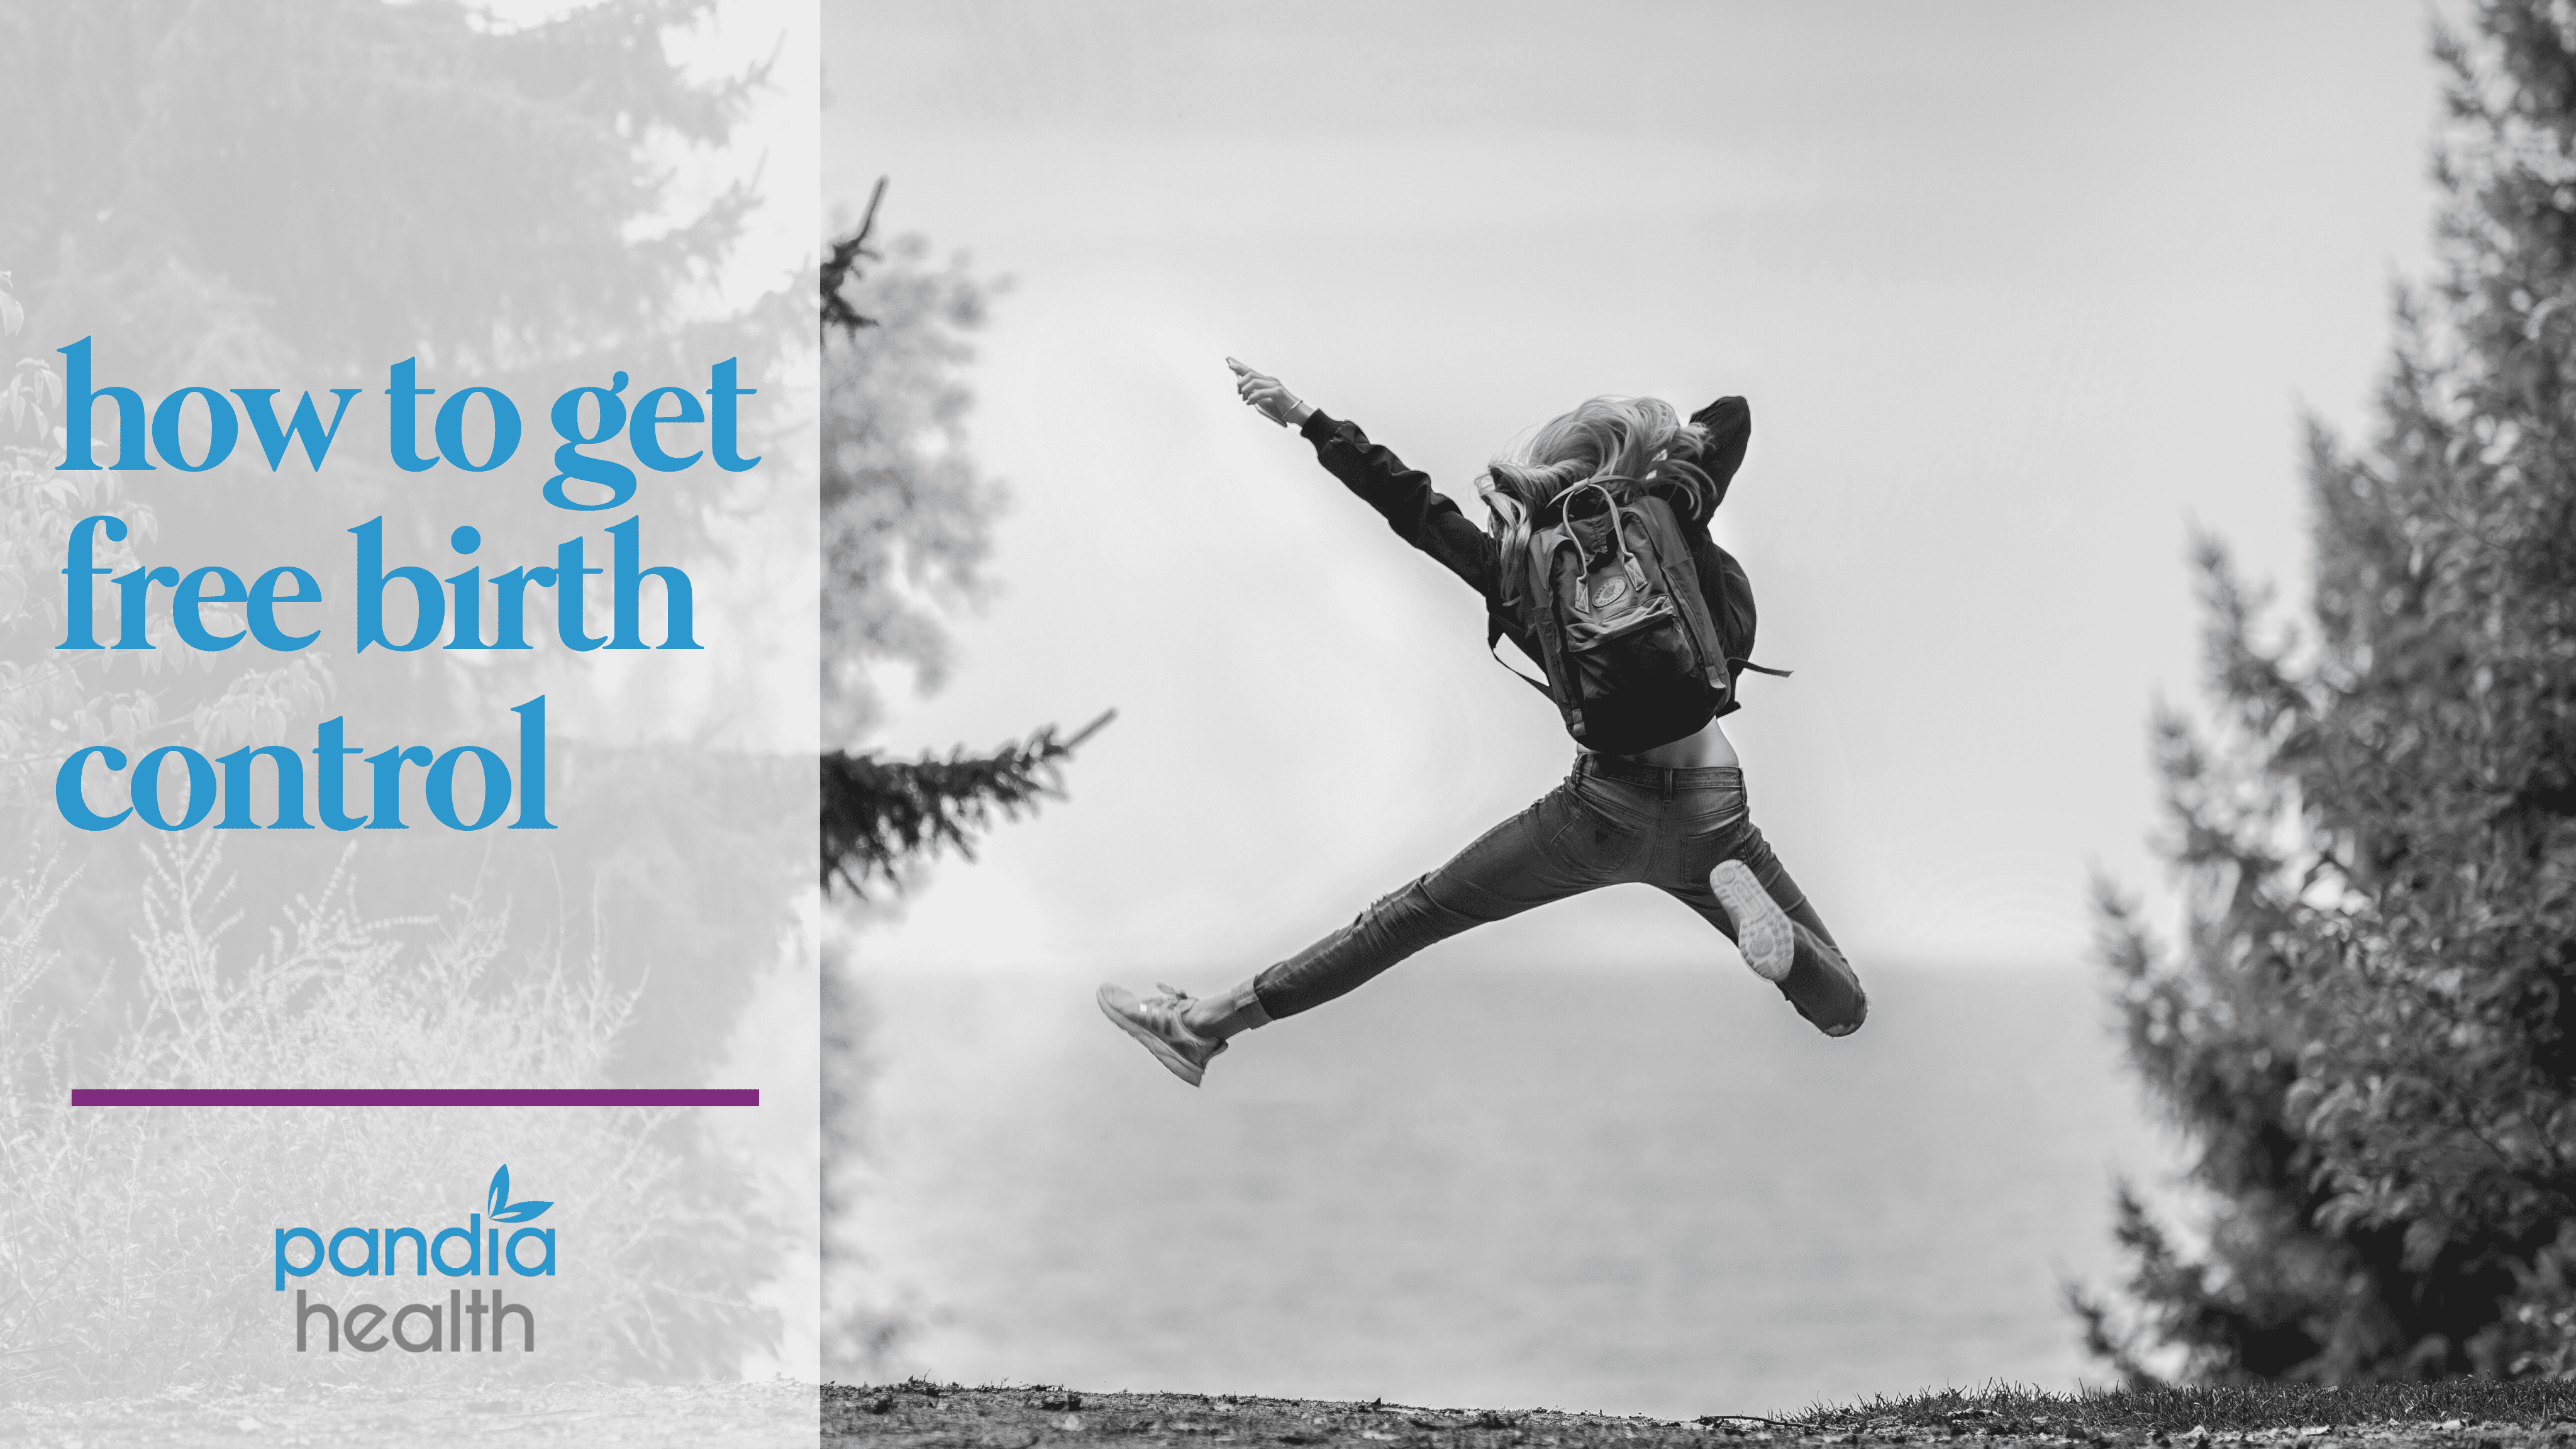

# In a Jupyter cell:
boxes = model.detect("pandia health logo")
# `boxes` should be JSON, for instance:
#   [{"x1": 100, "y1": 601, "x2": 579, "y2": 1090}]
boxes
[{"x1": 274, "y1": 1166, "x2": 557, "y2": 1353}]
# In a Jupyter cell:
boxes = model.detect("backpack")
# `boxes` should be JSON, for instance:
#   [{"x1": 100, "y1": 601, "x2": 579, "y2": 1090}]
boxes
[{"x1": 1485, "y1": 478, "x2": 1777, "y2": 746}]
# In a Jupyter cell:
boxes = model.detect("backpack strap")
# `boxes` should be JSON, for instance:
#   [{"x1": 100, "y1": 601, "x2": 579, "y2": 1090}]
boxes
[
  {"x1": 1484, "y1": 533, "x2": 1559, "y2": 696},
  {"x1": 1732, "y1": 659, "x2": 1794, "y2": 679},
  {"x1": 1627, "y1": 493, "x2": 1731, "y2": 693},
  {"x1": 1485, "y1": 518, "x2": 1532, "y2": 682},
  {"x1": 1492, "y1": 531, "x2": 1589, "y2": 739},
  {"x1": 1486, "y1": 611, "x2": 1553, "y2": 696}
]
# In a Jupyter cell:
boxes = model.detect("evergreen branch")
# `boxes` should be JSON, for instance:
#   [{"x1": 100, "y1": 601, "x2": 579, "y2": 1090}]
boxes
[
  {"x1": 819, "y1": 709, "x2": 1114, "y2": 896},
  {"x1": 821, "y1": 176, "x2": 889, "y2": 338}
]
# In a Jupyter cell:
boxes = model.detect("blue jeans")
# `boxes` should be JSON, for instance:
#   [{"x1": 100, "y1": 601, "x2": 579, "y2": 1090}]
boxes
[{"x1": 1252, "y1": 755, "x2": 1866, "y2": 1035}]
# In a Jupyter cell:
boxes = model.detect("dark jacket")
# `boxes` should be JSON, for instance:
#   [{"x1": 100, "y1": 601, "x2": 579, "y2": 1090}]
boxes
[{"x1": 1297, "y1": 397, "x2": 1755, "y2": 752}]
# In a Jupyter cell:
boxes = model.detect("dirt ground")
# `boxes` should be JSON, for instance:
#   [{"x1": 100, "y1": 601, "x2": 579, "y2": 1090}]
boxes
[
  {"x1": 816, "y1": 1383, "x2": 2576, "y2": 1449},
  {"x1": 7, "y1": 1380, "x2": 2567, "y2": 1448},
  {"x1": 825, "y1": 1383, "x2": 1745, "y2": 1448}
]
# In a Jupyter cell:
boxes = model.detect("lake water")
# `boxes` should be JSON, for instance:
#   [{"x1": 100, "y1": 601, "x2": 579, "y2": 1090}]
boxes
[{"x1": 845, "y1": 956, "x2": 2182, "y2": 1420}]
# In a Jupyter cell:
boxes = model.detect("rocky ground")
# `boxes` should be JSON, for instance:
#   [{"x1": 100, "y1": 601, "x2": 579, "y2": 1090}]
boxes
[
  {"x1": 817, "y1": 1382, "x2": 2576, "y2": 1449},
  {"x1": 9, "y1": 1378, "x2": 2572, "y2": 1447}
]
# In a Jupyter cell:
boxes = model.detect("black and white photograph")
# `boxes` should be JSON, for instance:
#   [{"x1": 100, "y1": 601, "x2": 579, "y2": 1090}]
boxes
[{"x1": 823, "y1": 0, "x2": 2576, "y2": 1439}]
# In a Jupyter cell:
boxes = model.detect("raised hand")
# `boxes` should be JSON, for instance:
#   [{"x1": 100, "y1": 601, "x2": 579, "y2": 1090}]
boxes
[{"x1": 1226, "y1": 357, "x2": 1311, "y2": 428}]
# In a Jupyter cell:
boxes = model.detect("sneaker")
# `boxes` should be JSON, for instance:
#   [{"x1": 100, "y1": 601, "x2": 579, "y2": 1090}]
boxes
[
  {"x1": 1096, "y1": 982, "x2": 1229, "y2": 1087},
  {"x1": 1709, "y1": 859, "x2": 1867, "y2": 1037},
  {"x1": 1708, "y1": 860, "x2": 1795, "y2": 983}
]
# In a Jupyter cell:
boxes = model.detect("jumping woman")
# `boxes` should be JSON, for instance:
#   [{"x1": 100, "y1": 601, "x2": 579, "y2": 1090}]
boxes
[{"x1": 1096, "y1": 360, "x2": 1867, "y2": 1085}]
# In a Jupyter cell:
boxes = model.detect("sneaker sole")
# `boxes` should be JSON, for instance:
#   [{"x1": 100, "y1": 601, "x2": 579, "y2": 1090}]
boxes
[
  {"x1": 1709, "y1": 860, "x2": 1795, "y2": 983},
  {"x1": 1096, "y1": 985, "x2": 1209, "y2": 1087}
]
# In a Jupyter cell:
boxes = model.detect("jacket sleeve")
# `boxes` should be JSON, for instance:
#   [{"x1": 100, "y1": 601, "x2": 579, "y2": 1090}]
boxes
[
  {"x1": 1676, "y1": 397, "x2": 1755, "y2": 713},
  {"x1": 1299, "y1": 409, "x2": 1504, "y2": 606},
  {"x1": 1687, "y1": 396, "x2": 1751, "y2": 516}
]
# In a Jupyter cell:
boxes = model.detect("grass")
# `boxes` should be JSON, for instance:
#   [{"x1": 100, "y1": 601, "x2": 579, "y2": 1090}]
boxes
[
  {"x1": 1784, "y1": 1381, "x2": 2576, "y2": 1438},
  {"x1": 819, "y1": 1379, "x2": 2576, "y2": 1447}
]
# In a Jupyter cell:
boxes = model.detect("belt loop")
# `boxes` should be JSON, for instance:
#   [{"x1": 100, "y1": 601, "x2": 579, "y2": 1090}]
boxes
[{"x1": 1659, "y1": 768, "x2": 1674, "y2": 803}]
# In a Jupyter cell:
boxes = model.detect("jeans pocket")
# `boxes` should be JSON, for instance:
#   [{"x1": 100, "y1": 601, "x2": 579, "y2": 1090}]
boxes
[
  {"x1": 1544, "y1": 788, "x2": 1644, "y2": 869},
  {"x1": 1677, "y1": 814, "x2": 1751, "y2": 882}
]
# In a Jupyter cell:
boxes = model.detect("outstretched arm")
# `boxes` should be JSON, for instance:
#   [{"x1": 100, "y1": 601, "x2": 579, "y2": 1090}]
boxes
[
  {"x1": 1226, "y1": 358, "x2": 1502, "y2": 604},
  {"x1": 1228, "y1": 357, "x2": 1314, "y2": 428}
]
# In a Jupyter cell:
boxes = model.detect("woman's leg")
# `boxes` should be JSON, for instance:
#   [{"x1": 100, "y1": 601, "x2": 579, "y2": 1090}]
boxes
[
  {"x1": 1664, "y1": 817, "x2": 1867, "y2": 1037},
  {"x1": 1246, "y1": 775, "x2": 1645, "y2": 1021},
  {"x1": 1100, "y1": 772, "x2": 1650, "y2": 1084}
]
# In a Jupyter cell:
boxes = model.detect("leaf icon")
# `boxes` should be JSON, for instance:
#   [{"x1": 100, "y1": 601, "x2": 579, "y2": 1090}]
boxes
[{"x1": 485, "y1": 1165, "x2": 552, "y2": 1223}]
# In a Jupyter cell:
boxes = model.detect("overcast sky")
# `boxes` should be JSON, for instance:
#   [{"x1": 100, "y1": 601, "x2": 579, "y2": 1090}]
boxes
[{"x1": 826, "y1": 1, "x2": 2446, "y2": 977}]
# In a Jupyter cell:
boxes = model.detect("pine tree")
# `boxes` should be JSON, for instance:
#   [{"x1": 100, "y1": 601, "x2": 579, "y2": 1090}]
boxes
[
  {"x1": 815, "y1": 187, "x2": 1109, "y2": 1375},
  {"x1": 2080, "y1": 0, "x2": 2576, "y2": 1382},
  {"x1": 814, "y1": 182, "x2": 1108, "y2": 894}
]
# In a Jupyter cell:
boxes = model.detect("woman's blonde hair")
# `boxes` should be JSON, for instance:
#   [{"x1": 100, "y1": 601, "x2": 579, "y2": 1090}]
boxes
[{"x1": 1478, "y1": 396, "x2": 1712, "y2": 554}]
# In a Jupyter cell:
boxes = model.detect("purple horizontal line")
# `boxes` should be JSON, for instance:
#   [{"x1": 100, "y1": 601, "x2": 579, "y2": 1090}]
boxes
[{"x1": 70, "y1": 1089, "x2": 760, "y2": 1108}]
